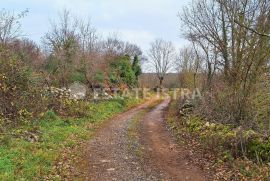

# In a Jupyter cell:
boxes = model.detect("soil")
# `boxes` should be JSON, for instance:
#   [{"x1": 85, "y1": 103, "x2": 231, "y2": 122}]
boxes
[
  {"x1": 78, "y1": 99, "x2": 209, "y2": 181},
  {"x1": 140, "y1": 99, "x2": 208, "y2": 181}
]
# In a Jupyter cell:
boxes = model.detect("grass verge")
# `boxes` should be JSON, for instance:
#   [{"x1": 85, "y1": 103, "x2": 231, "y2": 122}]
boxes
[
  {"x1": 127, "y1": 110, "x2": 146, "y2": 159},
  {"x1": 0, "y1": 97, "x2": 143, "y2": 180}
]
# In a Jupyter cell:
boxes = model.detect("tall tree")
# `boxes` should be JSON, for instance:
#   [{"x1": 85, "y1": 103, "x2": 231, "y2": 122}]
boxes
[
  {"x1": 132, "y1": 55, "x2": 142, "y2": 81},
  {"x1": 176, "y1": 46, "x2": 202, "y2": 88},
  {"x1": 148, "y1": 39, "x2": 175, "y2": 87},
  {"x1": 0, "y1": 9, "x2": 28, "y2": 44},
  {"x1": 109, "y1": 55, "x2": 136, "y2": 87},
  {"x1": 180, "y1": 0, "x2": 270, "y2": 125},
  {"x1": 43, "y1": 9, "x2": 79, "y2": 87}
]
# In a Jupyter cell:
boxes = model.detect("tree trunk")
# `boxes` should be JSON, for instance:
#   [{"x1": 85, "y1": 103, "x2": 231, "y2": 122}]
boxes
[
  {"x1": 221, "y1": 2, "x2": 230, "y2": 81},
  {"x1": 159, "y1": 77, "x2": 164, "y2": 88},
  {"x1": 206, "y1": 62, "x2": 212, "y2": 90},
  {"x1": 193, "y1": 73, "x2": 197, "y2": 89}
]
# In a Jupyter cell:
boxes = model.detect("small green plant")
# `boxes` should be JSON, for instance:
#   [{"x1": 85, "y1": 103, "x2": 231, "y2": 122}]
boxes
[
  {"x1": 0, "y1": 134, "x2": 12, "y2": 147},
  {"x1": 43, "y1": 110, "x2": 59, "y2": 121},
  {"x1": 247, "y1": 139, "x2": 270, "y2": 163}
]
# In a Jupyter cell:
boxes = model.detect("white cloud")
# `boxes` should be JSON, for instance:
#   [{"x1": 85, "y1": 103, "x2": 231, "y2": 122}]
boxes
[
  {"x1": 3, "y1": 0, "x2": 192, "y2": 51},
  {"x1": 120, "y1": 29, "x2": 156, "y2": 50}
]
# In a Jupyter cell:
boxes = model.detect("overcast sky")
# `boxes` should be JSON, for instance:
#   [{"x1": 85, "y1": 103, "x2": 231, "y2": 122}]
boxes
[{"x1": 2, "y1": 0, "x2": 190, "y2": 53}]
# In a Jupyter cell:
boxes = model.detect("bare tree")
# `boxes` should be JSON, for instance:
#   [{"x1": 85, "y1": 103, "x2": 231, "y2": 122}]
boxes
[
  {"x1": 122, "y1": 42, "x2": 142, "y2": 58},
  {"x1": 0, "y1": 9, "x2": 28, "y2": 44},
  {"x1": 10, "y1": 38, "x2": 44, "y2": 68},
  {"x1": 76, "y1": 18, "x2": 103, "y2": 90},
  {"x1": 180, "y1": 0, "x2": 270, "y2": 126},
  {"x1": 180, "y1": 0, "x2": 270, "y2": 85},
  {"x1": 176, "y1": 46, "x2": 201, "y2": 88},
  {"x1": 78, "y1": 18, "x2": 99, "y2": 54},
  {"x1": 43, "y1": 9, "x2": 79, "y2": 87},
  {"x1": 148, "y1": 39, "x2": 175, "y2": 87},
  {"x1": 100, "y1": 33, "x2": 142, "y2": 58}
]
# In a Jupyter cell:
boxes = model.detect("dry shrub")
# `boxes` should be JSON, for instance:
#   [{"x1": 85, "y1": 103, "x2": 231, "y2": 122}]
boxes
[
  {"x1": 197, "y1": 82, "x2": 258, "y2": 130},
  {"x1": 0, "y1": 46, "x2": 46, "y2": 129}
]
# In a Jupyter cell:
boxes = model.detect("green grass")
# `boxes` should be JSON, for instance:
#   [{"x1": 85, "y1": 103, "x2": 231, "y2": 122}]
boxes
[
  {"x1": 0, "y1": 97, "x2": 143, "y2": 180},
  {"x1": 127, "y1": 110, "x2": 147, "y2": 159},
  {"x1": 127, "y1": 99, "x2": 162, "y2": 159}
]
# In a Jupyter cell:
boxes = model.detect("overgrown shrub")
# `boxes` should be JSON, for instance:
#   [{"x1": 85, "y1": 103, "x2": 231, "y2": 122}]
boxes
[
  {"x1": 0, "y1": 46, "x2": 46, "y2": 129},
  {"x1": 197, "y1": 84, "x2": 257, "y2": 129},
  {"x1": 247, "y1": 139, "x2": 270, "y2": 163},
  {"x1": 62, "y1": 99, "x2": 90, "y2": 118},
  {"x1": 183, "y1": 111, "x2": 270, "y2": 163}
]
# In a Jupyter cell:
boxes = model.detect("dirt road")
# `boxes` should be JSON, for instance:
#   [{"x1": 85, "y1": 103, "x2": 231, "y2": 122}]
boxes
[{"x1": 83, "y1": 99, "x2": 208, "y2": 181}]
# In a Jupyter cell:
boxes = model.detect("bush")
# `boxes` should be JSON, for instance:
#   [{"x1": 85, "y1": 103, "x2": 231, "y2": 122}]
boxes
[
  {"x1": 197, "y1": 84, "x2": 257, "y2": 129},
  {"x1": 0, "y1": 46, "x2": 45, "y2": 129},
  {"x1": 247, "y1": 139, "x2": 270, "y2": 163},
  {"x1": 42, "y1": 110, "x2": 59, "y2": 121},
  {"x1": 70, "y1": 71, "x2": 86, "y2": 83},
  {"x1": 183, "y1": 112, "x2": 270, "y2": 163},
  {"x1": 94, "y1": 71, "x2": 104, "y2": 84},
  {"x1": 109, "y1": 55, "x2": 137, "y2": 87},
  {"x1": 62, "y1": 99, "x2": 90, "y2": 118}
]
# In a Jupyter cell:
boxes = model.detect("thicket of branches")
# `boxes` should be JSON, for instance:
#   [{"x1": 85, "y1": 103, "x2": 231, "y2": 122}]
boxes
[
  {"x1": 178, "y1": 0, "x2": 270, "y2": 132},
  {"x1": 0, "y1": 9, "x2": 143, "y2": 128},
  {"x1": 148, "y1": 39, "x2": 176, "y2": 88}
]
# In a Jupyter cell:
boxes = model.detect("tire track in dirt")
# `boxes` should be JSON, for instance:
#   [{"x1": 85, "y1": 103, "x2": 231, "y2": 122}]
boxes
[
  {"x1": 82, "y1": 99, "x2": 208, "y2": 181},
  {"x1": 140, "y1": 98, "x2": 208, "y2": 181},
  {"x1": 85, "y1": 100, "x2": 162, "y2": 181}
]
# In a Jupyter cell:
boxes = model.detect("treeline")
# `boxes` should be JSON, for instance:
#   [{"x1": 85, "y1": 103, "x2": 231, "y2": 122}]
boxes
[
  {"x1": 0, "y1": 9, "x2": 142, "y2": 129},
  {"x1": 171, "y1": 1, "x2": 270, "y2": 178},
  {"x1": 177, "y1": 0, "x2": 270, "y2": 133}
]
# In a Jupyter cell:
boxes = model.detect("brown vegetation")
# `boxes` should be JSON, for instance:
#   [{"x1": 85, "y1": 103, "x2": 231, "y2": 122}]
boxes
[
  {"x1": 179, "y1": 0, "x2": 270, "y2": 130},
  {"x1": 0, "y1": 9, "x2": 143, "y2": 128}
]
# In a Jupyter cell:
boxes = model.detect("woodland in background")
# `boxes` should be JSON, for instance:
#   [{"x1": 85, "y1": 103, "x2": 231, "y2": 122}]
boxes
[
  {"x1": 139, "y1": 73, "x2": 181, "y2": 88},
  {"x1": 0, "y1": 9, "x2": 143, "y2": 130}
]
